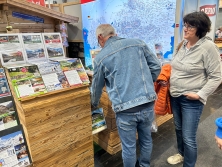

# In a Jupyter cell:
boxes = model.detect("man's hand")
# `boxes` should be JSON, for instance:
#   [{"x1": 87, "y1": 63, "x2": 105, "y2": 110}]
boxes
[
  {"x1": 91, "y1": 104, "x2": 98, "y2": 111},
  {"x1": 184, "y1": 93, "x2": 200, "y2": 100},
  {"x1": 215, "y1": 135, "x2": 222, "y2": 150}
]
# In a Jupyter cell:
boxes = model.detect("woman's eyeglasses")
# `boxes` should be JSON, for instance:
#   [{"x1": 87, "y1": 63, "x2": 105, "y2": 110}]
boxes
[{"x1": 183, "y1": 24, "x2": 195, "y2": 31}]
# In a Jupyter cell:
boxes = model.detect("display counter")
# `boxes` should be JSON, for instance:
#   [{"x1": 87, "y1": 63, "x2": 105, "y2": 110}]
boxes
[
  {"x1": 88, "y1": 74, "x2": 173, "y2": 155},
  {"x1": 6, "y1": 71, "x2": 94, "y2": 167}
]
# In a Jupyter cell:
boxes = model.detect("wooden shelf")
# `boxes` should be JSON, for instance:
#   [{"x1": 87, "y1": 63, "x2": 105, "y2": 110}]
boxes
[
  {"x1": 0, "y1": 0, "x2": 79, "y2": 23},
  {"x1": 215, "y1": 43, "x2": 222, "y2": 48}
]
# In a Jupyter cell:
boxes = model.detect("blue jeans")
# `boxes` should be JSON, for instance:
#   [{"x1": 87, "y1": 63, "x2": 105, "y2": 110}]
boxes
[
  {"x1": 116, "y1": 102, "x2": 154, "y2": 167},
  {"x1": 170, "y1": 95, "x2": 204, "y2": 167}
]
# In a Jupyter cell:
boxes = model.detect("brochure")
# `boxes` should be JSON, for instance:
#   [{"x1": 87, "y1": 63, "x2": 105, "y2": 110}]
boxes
[
  {"x1": 0, "y1": 99, "x2": 18, "y2": 131},
  {"x1": 59, "y1": 58, "x2": 90, "y2": 85},
  {"x1": 0, "y1": 68, "x2": 11, "y2": 98},
  {"x1": 0, "y1": 125, "x2": 32, "y2": 167},
  {"x1": 0, "y1": 34, "x2": 26, "y2": 66},
  {"x1": 7, "y1": 65, "x2": 47, "y2": 98},
  {"x1": 91, "y1": 108, "x2": 107, "y2": 135},
  {"x1": 42, "y1": 33, "x2": 65, "y2": 60},
  {"x1": 37, "y1": 61, "x2": 69, "y2": 91},
  {"x1": 21, "y1": 33, "x2": 47, "y2": 62}
]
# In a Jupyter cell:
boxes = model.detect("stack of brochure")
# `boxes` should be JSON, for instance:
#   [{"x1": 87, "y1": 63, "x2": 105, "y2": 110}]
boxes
[{"x1": 91, "y1": 108, "x2": 107, "y2": 134}]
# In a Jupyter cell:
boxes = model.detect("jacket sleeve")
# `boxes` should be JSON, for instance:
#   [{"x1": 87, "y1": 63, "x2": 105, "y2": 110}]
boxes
[
  {"x1": 143, "y1": 44, "x2": 161, "y2": 82},
  {"x1": 197, "y1": 44, "x2": 222, "y2": 101},
  {"x1": 91, "y1": 60, "x2": 105, "y2": 107}
]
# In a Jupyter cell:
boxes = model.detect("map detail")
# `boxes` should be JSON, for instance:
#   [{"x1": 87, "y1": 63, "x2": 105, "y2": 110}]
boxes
[{"x1": 82, "y1": 0, "x2": 176, "y2": 67}]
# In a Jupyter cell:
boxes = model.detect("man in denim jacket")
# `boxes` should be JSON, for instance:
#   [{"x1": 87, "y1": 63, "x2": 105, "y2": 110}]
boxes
[{"x1": 91, "y1": 24, "x2": 161, "y2": 167}]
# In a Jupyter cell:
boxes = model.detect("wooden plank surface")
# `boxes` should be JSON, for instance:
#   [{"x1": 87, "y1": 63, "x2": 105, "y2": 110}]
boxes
[
  {"x1": 93, "y1": 135, "x2": 122, "y2": 155},
  {"x1": 216, "y1": 43, "x2": 222, "y2": 48},
  {"x1": 5, "y1": 0, "x2": 79, "y2": 23},
  {"x1": 105, "y1": 116, "x2": 117, "y2": 129},
  {"x1": 94, "y1": 128, "x2": 120, "y2": 147},
  {"x1": 6, "y1": 69, "x2": 94, "y2": 166},
  {"x1": 156, "y1": 114, "x2": 173, "y2": 126},
  {"x1": 34, "y1": 141, "x2": 94, "y2": 166}
]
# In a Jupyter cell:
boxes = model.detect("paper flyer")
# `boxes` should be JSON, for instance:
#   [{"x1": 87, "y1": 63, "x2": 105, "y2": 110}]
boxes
[
  {"x1": 0, "y1": 100, "x2": 18, "y2": 131},
  {"x1": 92, "y1": 108, "x2": 107, "y2": 134},
  {"x1": 7, "y1": 65, "x2": 47, "y2": 98},
  {"x1": 60, "y1": 58, "x2": 90, "y2": 85},
  {"x1": 0, "y1": 125, "x2": 32, "y2": 167},
  {"x1": 0, "y1": 68, "x2": 11, "y2": 98},
  {"x1": 37, "y1": 61, "x2": 69, "y2": 91}
]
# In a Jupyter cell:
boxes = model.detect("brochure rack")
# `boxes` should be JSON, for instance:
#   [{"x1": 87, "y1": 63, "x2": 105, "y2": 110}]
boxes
[{"x1": 6, "y1": 70, "x2": 94, "y2": 167}]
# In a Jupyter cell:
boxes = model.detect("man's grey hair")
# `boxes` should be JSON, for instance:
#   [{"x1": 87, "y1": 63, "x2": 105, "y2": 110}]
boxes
[{"x1": 96, "y1": 24, "x2": 116, "y2": 39}]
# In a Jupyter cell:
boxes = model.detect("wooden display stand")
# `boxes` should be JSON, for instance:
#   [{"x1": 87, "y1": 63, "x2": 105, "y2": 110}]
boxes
[
  {"x1": 95, "y1": 90, "x2": 173, "y2": 155},
  {"x1": 6, "y1": 71, "x2": 94, "y2": 166},
  {"x1": 88, "y1": 74, "x2": 173, "y2": 155},
  {"x1": 0, "y1": 1, "x2": 94, "y2": 166}
]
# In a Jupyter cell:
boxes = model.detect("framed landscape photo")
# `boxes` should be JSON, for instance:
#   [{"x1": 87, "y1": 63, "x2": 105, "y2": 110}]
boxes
[
  {"x1": 42, "y1": 33, "x2": 65, "y2": 60},
  {"x1": 21, "y1": 33, "x2": 48, "y2": 62},
  {"x1": 0, "y1": 34, "x2": 26, "y2": 66}
]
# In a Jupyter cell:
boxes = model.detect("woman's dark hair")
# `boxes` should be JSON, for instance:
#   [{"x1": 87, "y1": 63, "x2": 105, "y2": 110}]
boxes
[{"x1": 183, "y1": 11, "x2": 211, "y2": 38}]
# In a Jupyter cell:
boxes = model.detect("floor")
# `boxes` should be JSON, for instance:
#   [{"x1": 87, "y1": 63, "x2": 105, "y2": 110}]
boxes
[{"x1": 94, "y1": 84, "x2": 222, "y2": 167}]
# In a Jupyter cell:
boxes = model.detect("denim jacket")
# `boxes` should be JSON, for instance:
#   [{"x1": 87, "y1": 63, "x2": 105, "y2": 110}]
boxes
[{"x1": 91, "y1": 36, "x2": 161, "y2": 113}]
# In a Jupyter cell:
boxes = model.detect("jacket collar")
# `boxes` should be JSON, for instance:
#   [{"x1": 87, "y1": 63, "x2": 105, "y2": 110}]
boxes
[
  {"x1": 104, "y1": 36, "x2": 122, "y2": 48},
  {"x1": 183, "y1": 36, "x2": 212, "y2": 49}
]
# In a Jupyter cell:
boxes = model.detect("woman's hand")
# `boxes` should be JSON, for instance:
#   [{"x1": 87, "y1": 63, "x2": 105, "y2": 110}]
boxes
[
  {"x1": 184, "y1": 93, "x2": 200, "y2": 100},
  {"x1": 215, "y1": 135, "x2": 222, "y2": 150}
]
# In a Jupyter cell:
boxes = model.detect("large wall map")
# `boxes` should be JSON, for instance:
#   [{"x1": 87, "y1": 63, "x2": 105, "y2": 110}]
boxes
[{"x1": 81, "y1": 0, "x2": 176, "y2": 67}]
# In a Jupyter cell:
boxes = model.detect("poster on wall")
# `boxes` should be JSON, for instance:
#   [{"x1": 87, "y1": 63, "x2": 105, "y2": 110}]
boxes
[
  {"x1": 80, "y1": 0, "x2": 95, "y2": 4},
  {"x1": 0, "y1": 34, "x2": 26, "y2": 66},
  {"x1": 0, "y1": 125, "x2": 32, "y2": 167},
  {"x1": 21, "y1": 33, "x2": 47, "y2": 62},
  {"x1": 199, "y1": 0, "x2": 219, "y2": 40},
  {"x1": 27, "y1": 0, "x2": 45, "y2": 6},
  {"x1": 81, "y1": 0, "x2": 177, "y2": 67}
]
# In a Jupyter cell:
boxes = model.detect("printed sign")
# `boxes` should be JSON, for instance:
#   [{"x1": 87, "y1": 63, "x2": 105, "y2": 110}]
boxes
[
  {"x1": 27, "y1": 0, "x2": 45, "y2": 6},
  {"x1": 200, "y1": 4, "x2": 216, "y2": 17},
  {"x1": 81, "y1": 0, "x2": 95, "y2": 4},
  {"x1": 12, "y1": 12, "x2": 44, "y2": 23}
]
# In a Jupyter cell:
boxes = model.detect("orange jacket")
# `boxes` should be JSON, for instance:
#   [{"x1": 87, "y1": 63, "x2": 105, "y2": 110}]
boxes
[{"x1": 154, "y1": 64, "x2": 172, "y2": 115}]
